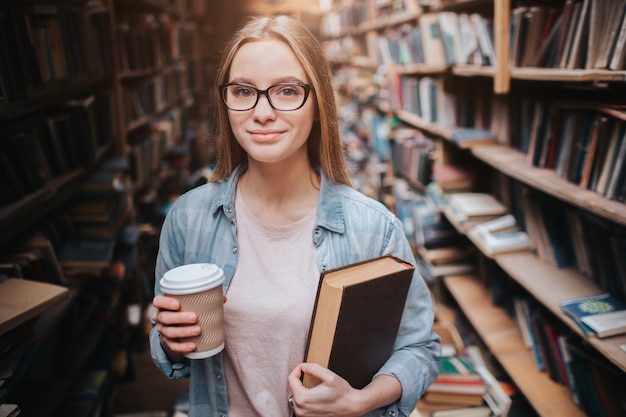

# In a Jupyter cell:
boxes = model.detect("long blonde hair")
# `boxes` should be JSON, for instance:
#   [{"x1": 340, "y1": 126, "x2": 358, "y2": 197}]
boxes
[{"x1": 210, "y1": 15, "x2": 350, "y2": 185}]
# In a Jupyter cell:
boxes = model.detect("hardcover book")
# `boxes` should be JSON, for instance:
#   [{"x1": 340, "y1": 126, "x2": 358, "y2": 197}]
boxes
[
  {"x1": 468, "y1": 214, "x2": 531, "y2": 257},
  {"x1": 0, "y1": 278, "x2": 69, "y2": 336},
  {"x1": 559, "y1": 293, "x2": 626, "y2": 338},
  {"x1": 447, "y1": 193, "x2": 509, "y2": 225},
  {"x1": 303, "y1": 255, "x2": 414, "y2": 389},
  {"x1": 450, "y1": 128, "x2": 497, "y2": 148}
]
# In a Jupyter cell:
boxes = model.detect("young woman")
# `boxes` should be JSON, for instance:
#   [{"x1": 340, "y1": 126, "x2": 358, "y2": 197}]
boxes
[{"x1": 150, "y1": 15, "x2": 440, "y2": 417}]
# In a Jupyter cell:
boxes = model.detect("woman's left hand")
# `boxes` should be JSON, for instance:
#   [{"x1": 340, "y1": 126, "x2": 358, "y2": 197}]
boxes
[{"x1": 287, "y1": 363, "x2": 364, "y2": 417}]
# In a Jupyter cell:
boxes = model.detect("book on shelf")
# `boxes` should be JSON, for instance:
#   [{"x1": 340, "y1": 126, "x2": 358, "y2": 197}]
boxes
[
  {"x1": 431, "y1": 163, "x2": 476, "y2": 192},
  {"x1": 417, "y1": 244, "x2": 475, "y2": 267},
  {"x1": 586, "y1": 0, "x2": 626, "y2": 69},
  {"x1": 437, "y1": 12, "x2": 463, "y2": 66},
  {"x1": 559, "y1": 293, "x2": 626, "y2": 338},
  {"x1": 467, "y1": 214, "x2": 531, "y2": 257},
  {"x1": 457, "y1": 13, "x2": 482, "y2": 65},
  {"x1": 0, "y1": 403, "x2": 20, "y2": 417},
  {"x1": 19, "y1": 234, "x2": 67, "y2": 285},
  {"x1": 417, "y1": 393, "x2": 492, "y2": 417},
  {"x1": 421, "y1": 390, "x2": 485, "y2": 407},
  {"x1": 0, "y1": 277, "x2": 69, "y2": 336},
  {"x1": 57, "y1": 235, "x2": 116, "y2": 274},
  {"x1": 450, "y1": 128, "x2": 497, "y2": 149},
  {"x1": 62, "y1": 94, "x2": 100, "y2": 160},
  {"x1": 418, "y1": 13, "x2": 447, "y2": 67},
  {"x1": 469, "y1": 13, "x2": 495, "y2": 66},
  {"x1": 303, "y1": 255, "x2": 414, "y2": 389},
  {"x1": 427, "y1": 378, "x2": 488, "y2": 395},
  {"x1": 416, "y1": 257, "x2": 475, "y2": 281},
  {"x1": 432, "y1": 320, "x2": 465, "y2": 357},
  {"x1": 564, "y1": 336, "x2": 626, "y2": 417},
  {"x1": 437, "y1": 355, "x2": 483, "y2": 382},
  {"x1": 609, "y1": 5, "x2": 626, "y2": 70},
  {"x1": 446, "y1": 193, "x2": 509, "y2": 225}
]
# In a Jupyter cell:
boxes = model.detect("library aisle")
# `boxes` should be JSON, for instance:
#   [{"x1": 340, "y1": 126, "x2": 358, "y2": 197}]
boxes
[{"x1": 2, "y1": 1, "x2": 626, "y2": 417}]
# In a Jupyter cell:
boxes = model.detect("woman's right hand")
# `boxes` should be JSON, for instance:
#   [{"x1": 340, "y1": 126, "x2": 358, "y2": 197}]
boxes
[{"x1": 152, "y1": 294, "x2": 201, "y2": 355}]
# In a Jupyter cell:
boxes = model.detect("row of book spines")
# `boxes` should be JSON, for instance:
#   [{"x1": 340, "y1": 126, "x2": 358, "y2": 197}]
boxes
[
  {"x1": 116, "y1": 16, "x2": 198, "y2": 73},
  {"x1": 0, "y1": 92, "x2": 112, "y2": 209},
  {"x1": 500, "y1": 178, "x2": 626, "y2": 302},
  {"x1": 121, "y1": 71, "x2": 193, "y2": 127},
  {"x1": 389, "y1": 81, "x2": 624, "y2": 202},
  {"x1": 0, "y1": 7, "x2": 114, "y2": 103},
  {"x1": 518, "y1": 101, "x2": 626, "y2": 202},
  {"x1": 513, "y1": 298, "x2": 626, "y2": 417},
  {"x1": 330, "y1": 3, "x2": 626, "y2": 72},
  {"x1": 394, "y1": 76, "x2": 457, "y2": 127},
  {"x1": 510, "y1": 1, "x2": 626, "y2": 70},
  {"x1": 388, "y1": 135, "x2": 435, "y2": 186},
  {"x1": 124, "y1": 111, "x2": 182, "y2": 188},
  {"x1": 321, "y1": 2, "x2": 377, "y2": 37},
  {"x1": 365, "y1": 12, "x2": 495, "y2": 68}
]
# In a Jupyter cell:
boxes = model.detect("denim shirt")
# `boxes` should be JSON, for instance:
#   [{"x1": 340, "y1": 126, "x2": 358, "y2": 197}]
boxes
[{"x1": 150, "y1": 163, "x2": 440, "y2": 417}]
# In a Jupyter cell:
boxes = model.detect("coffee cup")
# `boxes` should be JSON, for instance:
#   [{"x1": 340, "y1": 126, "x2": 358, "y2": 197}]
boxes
[{"x1": 159, "y1": 263, "x2": 225, "y2": 359}]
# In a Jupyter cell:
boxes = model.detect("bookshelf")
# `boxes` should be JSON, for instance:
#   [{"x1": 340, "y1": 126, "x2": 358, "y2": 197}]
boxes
[
  {"x1": 443, "y1": 274, "x2": 585, "y2": 417},
  {"x1": 0, "y1": 0, "x2": 220, "y2": 416},
  {"x1": 323, "y1": 0, "x2": 626, "y2": 416}
]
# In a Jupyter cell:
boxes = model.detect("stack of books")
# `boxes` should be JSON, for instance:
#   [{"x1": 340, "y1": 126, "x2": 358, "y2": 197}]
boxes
[
  {"x1": 431, "y1": 163, "x2": 476, "y2": 193},
  {"x1": 419, "y1": 355, "x2": 490, "y2": 416},
  {"x1": 467, "y1": 214, "x2": 532, "y2": 257},
  {"x1": 445, "y1": 192, "x2": 509, "y2": 228}
]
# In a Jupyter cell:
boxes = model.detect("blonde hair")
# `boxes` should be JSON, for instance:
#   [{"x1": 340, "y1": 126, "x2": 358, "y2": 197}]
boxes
[{"x1": 210, "y1": 15, "x2": 350, "y2": 185}]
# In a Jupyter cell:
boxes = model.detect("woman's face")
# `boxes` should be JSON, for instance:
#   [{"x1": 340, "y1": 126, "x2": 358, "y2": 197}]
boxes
[{"x1": 226, "y1": 39, "x2": 316, "y2": 167}]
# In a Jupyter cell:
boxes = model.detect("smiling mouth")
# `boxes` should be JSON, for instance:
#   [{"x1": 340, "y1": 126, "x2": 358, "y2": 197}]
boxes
[{"x1": 249, "y1": 131, "x2": 282, "y2": 140}]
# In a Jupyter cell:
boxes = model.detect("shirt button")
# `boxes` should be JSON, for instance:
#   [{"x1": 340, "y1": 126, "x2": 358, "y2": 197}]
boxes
[
  {"x1": 216, "y1": 373, "x2": 223, "y2": 381},
  {"x1": 321, "y1": 265, "x2": 327, "y2": 271},
  {"x1": 227, "y1": 206, "x2": 233, "y2": 214},
  {"x1": 232, "y1": 246, "x2": 238, "y2": 254},
  {"x1": 314, "y1": 227, "x2": 321, "y2": 235},
  {"x1": 387, "y1": 412, "x2": 396, "y2": 417}
]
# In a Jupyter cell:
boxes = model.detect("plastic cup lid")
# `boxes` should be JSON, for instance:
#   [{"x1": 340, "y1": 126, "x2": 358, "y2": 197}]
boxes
[{"x1": 160, "y1": 263, "x2": 225, "y2": 294}]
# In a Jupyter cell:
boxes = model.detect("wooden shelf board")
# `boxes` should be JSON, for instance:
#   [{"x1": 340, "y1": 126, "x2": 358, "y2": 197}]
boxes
[
  {"x1": 496, "y1": 251, "x2": 626, "y2": 372},
  {"x1": 437, "y1": 0, "x2": 494, "y2": 12},
  {"x1": 359, "y1": 10, "x2": 420, "y2": 33},
  {"x1": 443, "y1": 274, "x2": 585, "y2": 417},
  {"x1": 452, "y1": 64, "x2": 496, "y2": 78},
  {"x1": 470, "y1": 144, "x2": 626, "y2": 226},
  {"x1": 397, "y1": 64, "x2": 449, "y2": 75},
  {"x1": 510, "y1": 67, "x2": 626, "y2": 82},
  {"x1": 396, "y1": 110, "x2": 454, "y2": 139}
]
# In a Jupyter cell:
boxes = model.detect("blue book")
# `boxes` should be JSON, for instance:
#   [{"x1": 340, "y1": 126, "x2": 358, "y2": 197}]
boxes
[
  {"x1": 450, "y1": 127, "x2": 497, "y2": 148},
  {"x1": 559, "y1": 293, "x2": 626, "y2": 338}
]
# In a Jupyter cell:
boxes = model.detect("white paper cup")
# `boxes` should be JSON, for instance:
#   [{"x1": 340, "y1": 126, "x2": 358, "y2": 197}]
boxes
[{"x1": 160, "y1": 263, "x2": 225, "y2": 359}]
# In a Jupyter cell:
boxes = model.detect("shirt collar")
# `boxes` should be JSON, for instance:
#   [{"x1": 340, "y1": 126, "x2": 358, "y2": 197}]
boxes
[{"x1": 212, "y1": 162, "x2": 346, "y2": 234}]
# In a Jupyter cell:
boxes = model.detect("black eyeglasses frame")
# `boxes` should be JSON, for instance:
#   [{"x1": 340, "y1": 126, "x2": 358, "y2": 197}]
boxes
[{"x1": 219, "y1": 82, "x2": 313, "y2": 112}]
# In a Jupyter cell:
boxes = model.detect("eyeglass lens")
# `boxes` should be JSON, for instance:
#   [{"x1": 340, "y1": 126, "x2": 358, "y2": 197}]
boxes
[{"x1": 222, "y1": 83, "x2": 309, "y2": 111}]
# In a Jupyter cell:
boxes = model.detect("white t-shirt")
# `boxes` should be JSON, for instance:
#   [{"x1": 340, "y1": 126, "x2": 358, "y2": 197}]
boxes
[{"x1": 223, "y1": 186, "x2": 320, "y2": 417}]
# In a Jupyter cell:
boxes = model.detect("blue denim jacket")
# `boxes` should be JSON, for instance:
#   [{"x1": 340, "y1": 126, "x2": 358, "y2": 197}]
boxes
[{"x1": 150, "y1": 163, "x2": 440, "y2": 417}]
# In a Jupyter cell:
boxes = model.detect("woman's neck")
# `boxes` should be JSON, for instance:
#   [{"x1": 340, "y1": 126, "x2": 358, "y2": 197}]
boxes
[{"x1": 238, "y1": 160, "x2": 320, "y2": 226}]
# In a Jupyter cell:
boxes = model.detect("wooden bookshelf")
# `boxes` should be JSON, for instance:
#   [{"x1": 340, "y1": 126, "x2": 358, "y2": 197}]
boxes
[
  {"x1": 0, "y1": 0, "x2": 219, "y2": 415},
  {"x1": 323, "y1": 1, "x2": 626, "y2": 416},
  {"x1": 444, "y1": 274, "x2": 585, "y2": 417},
  {"x1": 470, "y1": 144, "x2": 626, "y2": 226},
  {"x1": 495, "y1": 251, "x2": 626, "y2": 373},
  {"x1": 510, "y1": 68, "x2": 626, "y2": 83}
]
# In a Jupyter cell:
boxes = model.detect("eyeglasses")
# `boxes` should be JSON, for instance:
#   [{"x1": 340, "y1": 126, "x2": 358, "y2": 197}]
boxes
[{"x1": 219, "y1": 82, "x2": 313, "y2": 111}]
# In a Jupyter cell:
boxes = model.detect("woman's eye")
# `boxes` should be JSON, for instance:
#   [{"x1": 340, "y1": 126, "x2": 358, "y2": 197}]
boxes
[
  {"x1": 278, "y1": 86, "x2": 299, "y2": 97},
  {"x1": 234, "y1": 87, "x2": 254, "y2": 97}
]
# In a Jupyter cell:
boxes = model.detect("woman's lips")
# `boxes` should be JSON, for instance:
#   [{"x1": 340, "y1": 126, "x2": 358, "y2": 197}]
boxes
[{"x1": 249, "y1": 130, "x2": 283, "y2": 141}]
